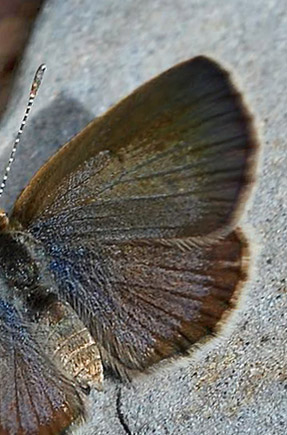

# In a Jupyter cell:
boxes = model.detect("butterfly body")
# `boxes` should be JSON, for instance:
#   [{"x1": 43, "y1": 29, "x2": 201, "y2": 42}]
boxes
[
  {"x1": 0, "y1": 226, "x2": 97, "y2": 433},
  {"x1": 0, "y1": 56, "x2": 259, "y2": 434}
]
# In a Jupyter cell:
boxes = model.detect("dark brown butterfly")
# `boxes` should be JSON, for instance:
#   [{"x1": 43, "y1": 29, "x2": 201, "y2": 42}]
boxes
[
  {"x1": 0, "y1": 0, "x2": 45, "y2": 118},
  {"x1": 0, "y1": 56, "x2": 259, "y2": 434}
]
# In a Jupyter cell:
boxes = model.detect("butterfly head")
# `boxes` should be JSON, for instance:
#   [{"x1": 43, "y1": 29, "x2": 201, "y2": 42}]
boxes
[{"x1": 0, "y1": 209, "x2": 8, "y2": 231}]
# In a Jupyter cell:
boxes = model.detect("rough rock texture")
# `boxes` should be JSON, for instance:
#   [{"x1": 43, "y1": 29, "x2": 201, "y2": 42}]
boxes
[{"x1": 0, "y1": 1, "x2": 285, "y2": 434}]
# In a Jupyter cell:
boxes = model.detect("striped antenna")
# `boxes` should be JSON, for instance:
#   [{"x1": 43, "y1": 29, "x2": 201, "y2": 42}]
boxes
[{"x1": 0, "y1": 64, "x2": 46, "y2": 199}]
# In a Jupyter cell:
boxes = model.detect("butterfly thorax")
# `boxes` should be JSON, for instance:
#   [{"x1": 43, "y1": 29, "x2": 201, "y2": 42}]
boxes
[{"x1": 0, "y1": 227, "x2": 54, "y2": 314}]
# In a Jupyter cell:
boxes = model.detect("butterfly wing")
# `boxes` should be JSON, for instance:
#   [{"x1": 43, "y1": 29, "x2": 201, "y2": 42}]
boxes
[
  {"x1": 0, "y1": 295, "x2": 84, "y2": 434},
  {"x1": 10, "y1": 56, "x2": 258, "y2": 375}
]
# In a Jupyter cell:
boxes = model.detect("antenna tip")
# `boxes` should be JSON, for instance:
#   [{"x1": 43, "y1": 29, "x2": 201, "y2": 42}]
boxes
[
  {"x1": 35, "y1": 63, "x2": 47, "y2": 78},
  {"x1": 30, "y1": 64, "x2": 47, "y2": 97}
]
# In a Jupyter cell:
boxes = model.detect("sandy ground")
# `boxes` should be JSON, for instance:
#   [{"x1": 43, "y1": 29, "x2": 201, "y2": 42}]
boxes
[{"x1": 0, "y1": 1, "x2": 286, "y2": 434}]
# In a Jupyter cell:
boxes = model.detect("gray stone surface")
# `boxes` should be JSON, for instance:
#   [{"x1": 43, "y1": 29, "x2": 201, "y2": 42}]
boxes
[{"x1": 0, "y1": 0, "x2": 286, "y2": 434}]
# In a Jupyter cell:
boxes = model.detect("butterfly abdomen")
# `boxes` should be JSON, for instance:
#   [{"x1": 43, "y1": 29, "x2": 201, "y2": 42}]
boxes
[{"x1": 38, "y1": 300, "x2": 104, "y2": 392}]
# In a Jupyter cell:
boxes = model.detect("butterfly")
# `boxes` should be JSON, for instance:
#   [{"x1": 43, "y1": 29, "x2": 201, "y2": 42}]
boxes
[{"x1": 0, "y1": 56, "x2": 259, "y2": 434}]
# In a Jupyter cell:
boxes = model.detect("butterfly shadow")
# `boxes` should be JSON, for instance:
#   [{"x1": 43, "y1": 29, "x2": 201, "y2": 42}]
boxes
[{"x1": 0, "y1": 92, "x2": 95, "y2": 213}]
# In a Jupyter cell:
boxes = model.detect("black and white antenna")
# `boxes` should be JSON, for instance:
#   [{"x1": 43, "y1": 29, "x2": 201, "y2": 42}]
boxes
[{"x1": 0, "y1": 64, "x2": 46, "y2": 199}]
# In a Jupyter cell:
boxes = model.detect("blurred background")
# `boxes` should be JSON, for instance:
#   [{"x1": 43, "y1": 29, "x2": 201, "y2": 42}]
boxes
[{"x1": 0, "y1": 1, "x2": 286, "y2": 434}]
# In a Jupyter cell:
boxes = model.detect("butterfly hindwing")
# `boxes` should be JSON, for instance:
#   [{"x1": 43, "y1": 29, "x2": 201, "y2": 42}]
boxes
[
  {"x1": 28, "y1": 228, "x2": 249, "y2": 377},
  {"x1": 0, "y1": 294, "x2": 84, "y2": 434}
]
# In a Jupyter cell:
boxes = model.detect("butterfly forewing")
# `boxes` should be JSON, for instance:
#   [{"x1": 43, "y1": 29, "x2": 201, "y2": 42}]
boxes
[{"x1": 12, "y1": 56, "x2": 257, "y2": 239}]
